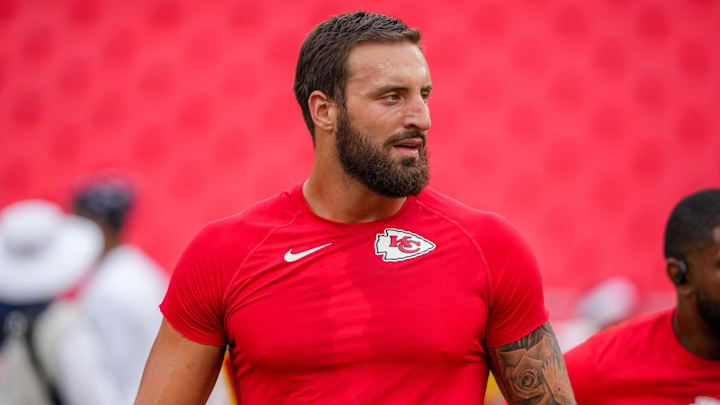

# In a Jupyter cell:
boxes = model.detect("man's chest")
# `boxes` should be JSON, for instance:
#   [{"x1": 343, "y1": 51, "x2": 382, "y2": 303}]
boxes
[{"x1": 224, "y1": 223, "x2": 490, "y2": 369}]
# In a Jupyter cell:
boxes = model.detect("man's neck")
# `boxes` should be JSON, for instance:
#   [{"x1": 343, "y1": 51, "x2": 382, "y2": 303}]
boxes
[
  {"x1": 303, "y1": 169, "x2": 407, "y2": 223},
  {"x1": 673, "y1": 302, "x2": 720, "y2": 360}
]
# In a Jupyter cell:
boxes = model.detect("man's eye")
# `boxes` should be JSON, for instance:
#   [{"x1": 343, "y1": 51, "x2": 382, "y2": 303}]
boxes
[{"x1": 384, "y1": 94, "x2": 400, "y2": 102}]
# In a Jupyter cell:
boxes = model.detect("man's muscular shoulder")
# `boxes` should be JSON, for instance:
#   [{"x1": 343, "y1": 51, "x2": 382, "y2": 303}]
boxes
[
  {"x1": 416, "y1": 188, "x2": 528, "y2": 252},
  {"x1": 200, "y1": 190, "x2": 298, "y2": 246},
  {"x1": 183, "y1": 189, "x2": 299, "y2": 274}
]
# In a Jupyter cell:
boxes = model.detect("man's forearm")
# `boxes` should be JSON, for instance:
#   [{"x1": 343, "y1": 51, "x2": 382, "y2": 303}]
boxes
[{"x1": 488, "y1": 321, "x2": 576, "y2": 405}]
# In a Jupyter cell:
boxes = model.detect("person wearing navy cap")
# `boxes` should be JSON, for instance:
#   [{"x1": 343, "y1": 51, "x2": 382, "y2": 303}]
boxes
[{"x1": 70, "y1": 176, "x2": 170, "y2": 404}]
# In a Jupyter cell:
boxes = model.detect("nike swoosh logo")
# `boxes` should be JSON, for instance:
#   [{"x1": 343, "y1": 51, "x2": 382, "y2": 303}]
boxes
[{"x1": 284, "y1": 243, "x2": 332, "y2": 262}]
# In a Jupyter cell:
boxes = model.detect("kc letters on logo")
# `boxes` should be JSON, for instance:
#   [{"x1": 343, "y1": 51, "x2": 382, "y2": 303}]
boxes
[{"x1": 375, "y1": 228, "x2": 435, "y2": 262}]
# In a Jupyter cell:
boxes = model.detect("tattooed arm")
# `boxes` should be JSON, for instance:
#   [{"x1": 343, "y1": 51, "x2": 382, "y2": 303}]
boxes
[{"x1": 488, "y1": 321, "x2": 576, "y2": 405}]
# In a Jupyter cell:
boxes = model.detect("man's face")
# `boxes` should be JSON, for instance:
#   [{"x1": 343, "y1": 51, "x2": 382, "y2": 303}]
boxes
[
  {"x1": 335, "y1": 41, "x2": 432, "y2": 198},
  {"x1": 688, "y1": 226, "x2": 720, "y2": 338}
]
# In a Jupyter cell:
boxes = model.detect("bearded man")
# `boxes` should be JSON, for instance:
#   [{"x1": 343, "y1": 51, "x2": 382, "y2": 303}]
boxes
[{"x1": 136, "y1": 11, "x2": 576, "y2": 405}]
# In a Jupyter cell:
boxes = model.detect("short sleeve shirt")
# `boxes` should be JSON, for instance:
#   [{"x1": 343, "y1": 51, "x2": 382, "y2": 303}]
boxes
[
  {"x1": 161, "y1": 185, "x2": 548, "y2": 404},
  {"x1": 564, "y1": 309, "x2": 720, "y2": 404}
]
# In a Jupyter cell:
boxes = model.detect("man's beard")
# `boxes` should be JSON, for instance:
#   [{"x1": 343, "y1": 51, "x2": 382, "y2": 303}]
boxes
[
  {"x1": 696, "y1": 288, "x2": 720, "y2": 338},
  {"x1": 335, "y1": 108, "x2": 430, "y2": 198}
]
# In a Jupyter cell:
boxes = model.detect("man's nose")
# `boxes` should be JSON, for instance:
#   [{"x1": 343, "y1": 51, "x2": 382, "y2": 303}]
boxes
[{"x1": 402, "y1": 95, "x2": 431, "y2": 132}]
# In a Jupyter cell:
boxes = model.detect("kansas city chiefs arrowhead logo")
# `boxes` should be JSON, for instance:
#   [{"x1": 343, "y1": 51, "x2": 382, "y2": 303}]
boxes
[{"x1": 375, "y1": 228, "x2": 436, "y2": 262}]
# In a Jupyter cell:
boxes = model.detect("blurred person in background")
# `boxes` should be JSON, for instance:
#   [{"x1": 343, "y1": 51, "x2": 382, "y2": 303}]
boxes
[
  {"x1": 70, "y1": 175, "x2": 171, "y2": 402},
  {"x1": 0, "y1": 199, "x2": 103, "y2": 404},
  {"x1": 71, "y1": 175, "x2": 230, "y2": 404},
  {"x1": 564, "y1": 188, "x2": 720, "y2": 404},
  {"x1": 137, "y1": 11, "x2": 575, "y2": 405}
]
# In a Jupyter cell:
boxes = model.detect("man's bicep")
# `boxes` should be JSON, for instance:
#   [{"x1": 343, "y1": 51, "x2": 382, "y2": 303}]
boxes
[
  {"x1": 488, "y1": 321, "x2": 576, "y2": 405},
  {"x1": 135, "y1": 318, "x2": 226, "y2": 405}
]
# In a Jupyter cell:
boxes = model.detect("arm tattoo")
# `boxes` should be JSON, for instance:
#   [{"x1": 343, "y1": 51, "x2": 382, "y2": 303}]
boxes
[{"x1": 488, "y1": 322, "x2": 576, "y2": 405}]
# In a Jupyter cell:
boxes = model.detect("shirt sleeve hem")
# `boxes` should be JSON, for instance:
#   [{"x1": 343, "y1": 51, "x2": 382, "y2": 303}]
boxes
[
  {"x1": 484, "y1": 309, "x2": 550, "y2": 349},
  {"x1": 160, "y1": 304, "x2": 227, "y2": 347}
]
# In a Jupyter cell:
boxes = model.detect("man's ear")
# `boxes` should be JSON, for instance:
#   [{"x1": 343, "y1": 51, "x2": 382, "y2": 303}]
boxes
[
  {"x1": 308, "y1": 90, "x2": 336, "y2": 134},
  {"x1": 666, "y1": 258, "x2": 692, "y2": 295}
]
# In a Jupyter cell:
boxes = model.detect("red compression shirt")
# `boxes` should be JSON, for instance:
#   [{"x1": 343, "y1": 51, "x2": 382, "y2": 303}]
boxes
[{"x1": 161, "y1": 185, "x2": 548, "y2": 404}]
